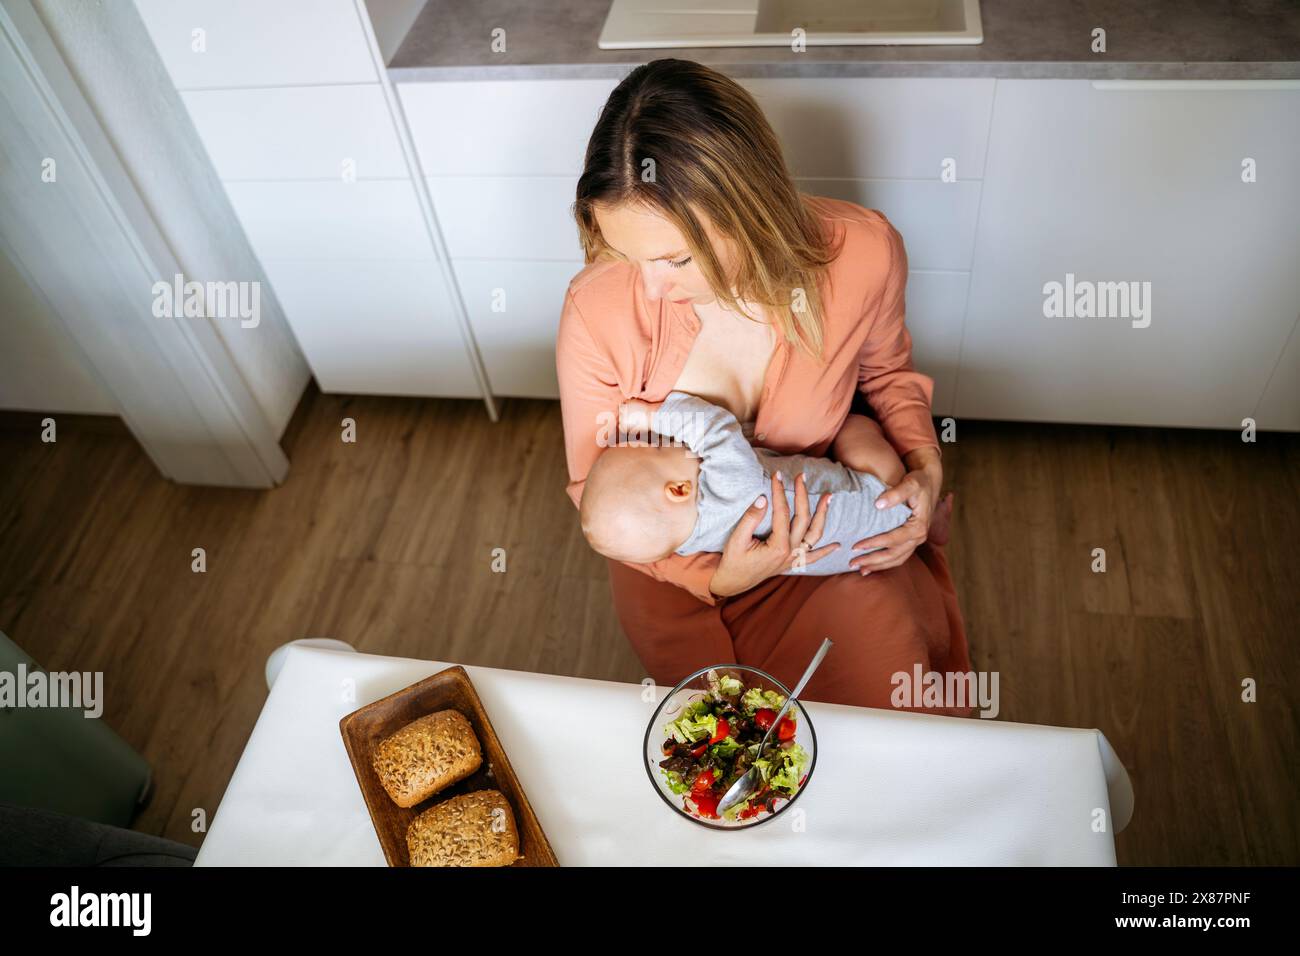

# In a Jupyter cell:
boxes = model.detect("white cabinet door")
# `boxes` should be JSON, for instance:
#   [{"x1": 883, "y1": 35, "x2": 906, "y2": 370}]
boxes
[
  {"x1": 181, "y1": 85, "x2": 407, "y2": 181},
  {"x1": 744, "y1": 78, "x2": 995, "y2": 180},
  {"x1": 133, "y1": 0, "x2": 376, "y2": 89},
  {"x1": 261, "y1": 259, "x2": 479, "y2": 397},
  {"x1": 225, "y1": 180, "x2": 433, "y2": 262},
  {"x1": 220, "y1": 182, "x2": 481, "y2": 399},
  {"x1": 398, "y1": 79, "x2": 618, "y2": 176},
  {"x1": 453, "y1": 259, "x2": 582, "y2": 399},
  {"x1": 959, "y1": 80, "x2": 1300, "y2": 428},
  {"x1": 906, "y1": 272, "x2": 971, "y2": 418},
  {"x1": 799, "y1": 179, "x2": 981, "y2": 272},
  {"x1": 427, "y1": 176, "x2": 581, "y2": 260}
]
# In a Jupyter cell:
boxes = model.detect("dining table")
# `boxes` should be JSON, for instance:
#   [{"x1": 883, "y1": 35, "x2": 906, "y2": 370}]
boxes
[{"x1": 193, "y1": 644, "x2": 1134, "y2": 865}]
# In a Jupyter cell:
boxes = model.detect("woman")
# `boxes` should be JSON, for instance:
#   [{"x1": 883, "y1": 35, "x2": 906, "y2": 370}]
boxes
[{"x1": 557, "y1": 59, "x2": 970, "y2": 712}]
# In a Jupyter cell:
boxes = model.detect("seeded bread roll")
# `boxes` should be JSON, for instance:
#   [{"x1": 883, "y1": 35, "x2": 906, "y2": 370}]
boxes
[
  {"x1": 407, "y1": 789, "x2": 520, "y2": 867},
  {"x1": 372, "y1": 709, "x2": 482, "y2": 808}
]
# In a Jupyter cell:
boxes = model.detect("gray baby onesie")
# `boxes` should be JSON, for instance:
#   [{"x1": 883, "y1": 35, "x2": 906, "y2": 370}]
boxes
[{"x1": 650, "y1": 390, "x2": 912, "y2": 575}]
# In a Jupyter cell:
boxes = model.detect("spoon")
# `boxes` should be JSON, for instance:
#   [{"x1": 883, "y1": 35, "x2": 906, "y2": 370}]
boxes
[{"x1": 716, "y1": 638, "x2": 833, "y2": 816}]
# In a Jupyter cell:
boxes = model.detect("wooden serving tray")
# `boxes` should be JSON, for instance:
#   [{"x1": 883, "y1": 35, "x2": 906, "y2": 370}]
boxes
[{"x1": 339, "y1": 665, "x2": 559, "y2": 867}]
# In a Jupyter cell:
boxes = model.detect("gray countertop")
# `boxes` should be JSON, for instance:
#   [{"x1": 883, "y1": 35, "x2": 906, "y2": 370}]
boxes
[{"x1": 389, "y1": 0, "x2": 1300, "y2": 82}]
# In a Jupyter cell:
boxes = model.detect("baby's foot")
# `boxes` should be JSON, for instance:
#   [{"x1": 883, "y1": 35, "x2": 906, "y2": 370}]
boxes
[{"x1": 927, "y1": 491, "x2": 954, "y2": 546}]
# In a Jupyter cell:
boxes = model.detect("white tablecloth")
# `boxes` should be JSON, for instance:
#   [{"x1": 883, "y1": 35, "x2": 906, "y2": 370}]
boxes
[{"x1": 194, "y1": 646, "x2": 1134, "y2": 866}]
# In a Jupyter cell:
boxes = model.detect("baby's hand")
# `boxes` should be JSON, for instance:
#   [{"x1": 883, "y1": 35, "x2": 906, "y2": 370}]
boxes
[{"x1": 618, "y1": 398, "x2": 656, "y2": 435}]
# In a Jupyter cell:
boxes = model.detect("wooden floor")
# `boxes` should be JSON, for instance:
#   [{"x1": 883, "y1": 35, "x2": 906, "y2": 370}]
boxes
[{"x1": 1, "y1": 385, "x2": 1296, "y2": 865}]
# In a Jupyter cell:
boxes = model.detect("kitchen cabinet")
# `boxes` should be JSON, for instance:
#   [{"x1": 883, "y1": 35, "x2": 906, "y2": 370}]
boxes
[
  {"x1": 426, "y1": 176, "x2": 583, "y2": 261},
  {"x1": 260, "y1": 259, "x2": 478, "y2": 397},
  {"x1": 958, "y1": 80, "x2": 1300, "y2": 428},
  {"x1": 133, "y1": 0, "x2": 487, "y2": 403},
  {"x1": 401, "y1": 76, "x2": 993, "y2": 408},
  {"x1": 798, "y1": 178, "x2": 981, "y2": 273},
  {"x1": 743, "y1": 78, "x2": 995, "y2": 181},
  {"x1": 399, "y1": 79, "x2": 618, "y2": 176},
  {"x1": 134, "y1": 0, "x2": 377, "y2": 88},
  {"x1": 131, "y1": 0, "x2": 1300, "y2": 430},
  {"x1": 179, "y1": 85, "x2": 408, "y2": 181},
  {"x1": 452, "y1": 259, "x2": 582, "y2": 398},
  {"x1": 904, "y1": 272, "x2": 970, "y2": 418},
  {"x1": 224, "y1": 181, "x2": 432, "y2": 262}
]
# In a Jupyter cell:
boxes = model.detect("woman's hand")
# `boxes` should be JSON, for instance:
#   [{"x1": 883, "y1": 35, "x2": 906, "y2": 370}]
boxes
[
  {"x1": 708, "y1": 472, "x2": 838, "y2": 598},
  {"x1": 848, "y1": 447, "x2": 942, "y2": 575}
]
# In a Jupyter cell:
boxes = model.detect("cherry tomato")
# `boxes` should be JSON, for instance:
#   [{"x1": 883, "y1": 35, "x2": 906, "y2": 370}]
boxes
[
  {"x1": 688, "y1": 769, "x2": 720, "y2": 818},
  {"x1": 690, "y1": 789, "x2": 721, "y2": 818},
  {"x1": 776, "y1": 717, "x2": 796, "y2": 742},
  {"x1": 689, "y1": 742, "x2": 707, "y2": 758},
  {"x1": 709, "y1": 718, "x2": 730, "y2": 744},
  {"x1": 754, "y1": 708, "x2": 776, "y2": 731}
]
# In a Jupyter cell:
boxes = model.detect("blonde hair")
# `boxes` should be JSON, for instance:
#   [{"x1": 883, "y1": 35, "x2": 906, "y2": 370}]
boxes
[{"x1": 573, "y1": 59, "x2": 843, "y2": 360}]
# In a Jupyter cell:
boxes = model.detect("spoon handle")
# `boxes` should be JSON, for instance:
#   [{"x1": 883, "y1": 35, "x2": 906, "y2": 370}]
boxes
[
  {"x1": 760, "y1": 638, "x2": 833, "y2": 753},
  {"x1": 769, "y1": 637, "x2": 833, "y2": 728}
]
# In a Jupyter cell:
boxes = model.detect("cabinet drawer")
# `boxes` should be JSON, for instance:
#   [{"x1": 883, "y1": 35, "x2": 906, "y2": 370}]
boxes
[
  {"x1": 800, "y1": 179, "x2": 981, "y2": 272},
  {"x1": 181, "y1": 85, "x2": 406, "y2": 181},
  {"x1": 398, "y1": 79, "x2": 618, "y2": 177},
  {"x1": 261, "y1": 259, "x2": 480, "y2": 398},
  {"x1": 428, "y1": 176, "x2": 581, "y2": 261},
  {"x1": 225, "y1": 180, "x2": 433, "y2": 262},
  {"x1": 452, "y1": 259, "x2": 582, "y2": 399},
  {"x1": 743, "y1": 78, "x2": 995, "y2": 180},
  {"x1": 134, "y1": 0, "x2": 376, "y2": 89}
]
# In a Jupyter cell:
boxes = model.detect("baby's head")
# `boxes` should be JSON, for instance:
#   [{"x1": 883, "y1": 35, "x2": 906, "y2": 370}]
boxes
[{"x1": 580, "y1": 443, "x2": 701, "y2": 563}]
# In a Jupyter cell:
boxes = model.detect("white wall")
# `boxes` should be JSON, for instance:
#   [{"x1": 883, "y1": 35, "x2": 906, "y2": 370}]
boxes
[
  {"x1": 0, "y1": 244, "x2": 114, "y2": 414},
  {"x1": 26, "y1": 0, "x2": 310, "y2": 438}
]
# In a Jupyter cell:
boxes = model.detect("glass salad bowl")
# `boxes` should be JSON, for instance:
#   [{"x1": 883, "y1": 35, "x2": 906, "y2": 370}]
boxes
[{"x1": 643, "y1": 664, "x2": 818, "y2": 830}]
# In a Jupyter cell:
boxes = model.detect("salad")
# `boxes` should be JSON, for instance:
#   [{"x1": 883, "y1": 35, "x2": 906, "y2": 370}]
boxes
[{"x1": 657, "y1": 670, "x2": 810, "y2": 822}]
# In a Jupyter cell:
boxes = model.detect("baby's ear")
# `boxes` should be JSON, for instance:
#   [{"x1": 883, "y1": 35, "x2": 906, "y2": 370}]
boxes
[{"x1": 665, "y1": 478, "x2": 693, "y2": 501}]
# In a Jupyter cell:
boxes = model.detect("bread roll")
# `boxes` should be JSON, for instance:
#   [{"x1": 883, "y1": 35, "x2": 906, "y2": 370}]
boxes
[
  {"x1": 372, "y1": 709, "x2": 482, "y2": 808},
  {"x1": 407, "y1": 789, "x2": 520, "y2": 867}
]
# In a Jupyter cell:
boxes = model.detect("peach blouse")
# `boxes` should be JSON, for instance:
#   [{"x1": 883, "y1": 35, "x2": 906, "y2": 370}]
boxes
[{"x1": 556, "y1": 196, "x2": 940, "y2": 606}]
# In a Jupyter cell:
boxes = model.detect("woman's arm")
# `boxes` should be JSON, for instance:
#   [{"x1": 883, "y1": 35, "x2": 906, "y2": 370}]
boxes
[
  {"x1": 556, "y1": 289, "x2": 725, "y2": 605},
  {"x1": 848, "y1": 218, "x2": 944, "y2": 571},
  {"x1": 854, "y1": 218, "x2": 941, "y2": 459}
]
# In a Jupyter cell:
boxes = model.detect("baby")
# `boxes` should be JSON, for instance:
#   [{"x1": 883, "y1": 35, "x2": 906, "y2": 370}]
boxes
[{"x1": 579, "y1": 389, "x2": 912, "y2": 573}]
